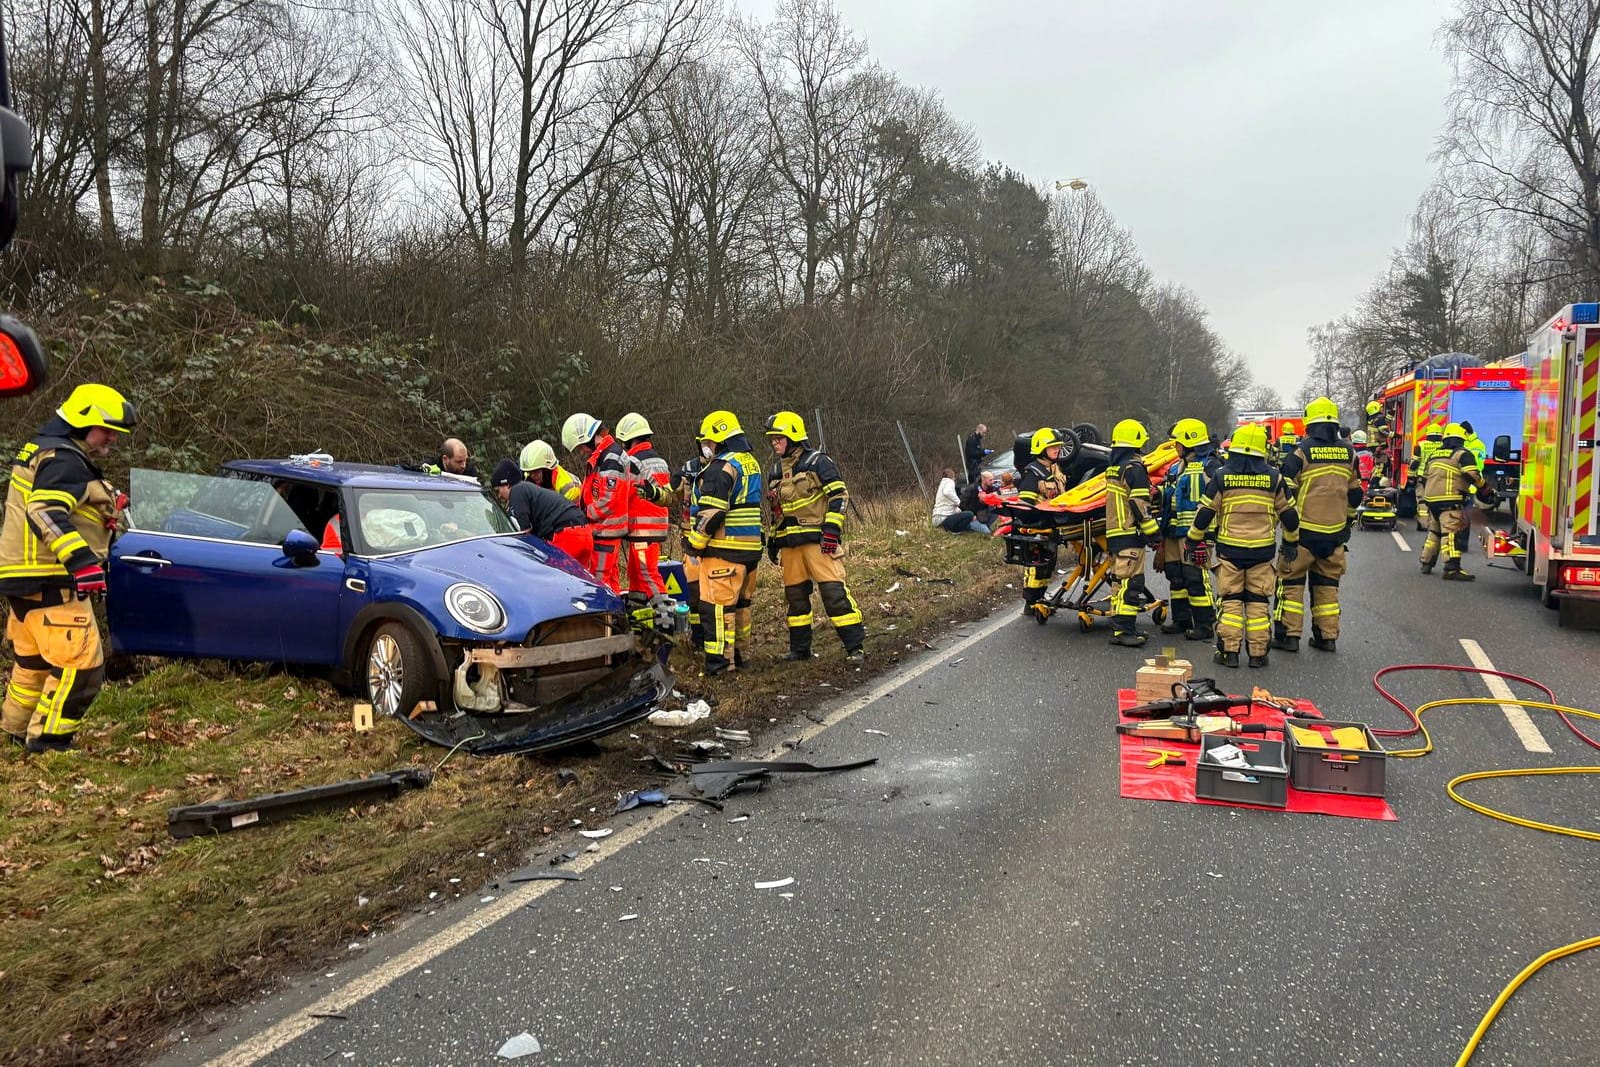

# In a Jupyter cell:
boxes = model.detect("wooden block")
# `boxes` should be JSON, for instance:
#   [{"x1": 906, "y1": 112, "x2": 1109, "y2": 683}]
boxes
[
  {"x1": 352, "y1": 703, "x2": 374, "y2": 733},
  {"x1": 1135, "y1": 656, "x2": 1193, "y2": 702},
  {"x1": 408, "y1": 700, "x2": 437, "y2": 721}
]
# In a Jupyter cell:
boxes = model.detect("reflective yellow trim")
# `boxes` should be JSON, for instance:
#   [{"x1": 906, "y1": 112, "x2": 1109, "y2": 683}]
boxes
[
  {"x1": 49, "y1": 531, "x2": 89, "y2": 557},
  {"x1": 30, "y1": 489, "x2": 79, "y2": 508}
]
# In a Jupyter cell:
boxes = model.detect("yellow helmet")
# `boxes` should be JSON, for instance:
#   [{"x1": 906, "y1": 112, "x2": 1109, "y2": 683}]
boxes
[
  {"x1": 698, "y1": 410, "x2": 743, "y2": 443},
  {"x1": 57, "y1": 383, "x2": 137, "y2": 433},
  {"x1": 1231, "y1": 424, "x2": 1270, "y2": 457},
  {"x1": 1111, "y1": 418, "x2": 1149, "y2": 449},
  {"x1": 1172, "y1": 418, "x2": 1209, "y2": 448},
  {"x1": 764, "y1": 411, "x2": 808, "y2": 442},
  {"x1": 560, "y1": 413, "x2": 601, "y2": 451},
  {"x1": 615, "y1": 412, "x2": 653, "y2": 443},
  {"x1": 1443, "y1": 422, "x2": 1468, "y2": 441},
  {"x1": 1425, "y1": 423, "x2": 1444, "y2": 440},
  {"x1": 1365, "y1": 400, "x2": 1382, "y2": 416},
  {"x1": 519, "y1": 440, "x2": 557, "y2": 472},
  {"x1": 1304, "y1": 396, "x2": 1339, "y2": 425},
  {"x1": 1280, "y1": 431, "x2": 1300, "y2": 445},
  {"x1": 1031, "y1": 427, "x2": 1065, "y2": 455}
]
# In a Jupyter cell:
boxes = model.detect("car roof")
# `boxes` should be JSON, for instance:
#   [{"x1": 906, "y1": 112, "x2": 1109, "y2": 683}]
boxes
[{"x1": 222, "y1": 459, "x2": 485, "y2": 491}]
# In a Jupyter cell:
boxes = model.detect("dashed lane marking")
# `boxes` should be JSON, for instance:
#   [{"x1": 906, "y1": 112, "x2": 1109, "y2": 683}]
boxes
[
  {"x1": 1459, "y1": 638, "x2": 1552, "y2": 753},
  {"x1": 1390, "y1": 530, "x2": 1411, "y2": 552}
]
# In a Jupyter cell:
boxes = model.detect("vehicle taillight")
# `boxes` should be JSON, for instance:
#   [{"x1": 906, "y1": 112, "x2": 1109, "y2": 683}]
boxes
[{"x1": 1560, "y1": 566, "x2": 1600, "y2": 588}]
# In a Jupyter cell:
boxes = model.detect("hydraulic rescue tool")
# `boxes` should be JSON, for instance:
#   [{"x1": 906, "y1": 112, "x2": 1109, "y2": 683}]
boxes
[{"x1": 1116, "y1": 678, "x2": 1315, "y2": 744}]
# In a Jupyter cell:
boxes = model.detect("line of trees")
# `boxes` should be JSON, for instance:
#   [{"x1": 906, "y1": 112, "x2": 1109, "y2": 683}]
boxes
[
  {"x1": 3, "y1": 0, "x2": 1251, "y2": 488},
  {"x1": 1297, "y1": 0, "x2": 1600, "y2": 416}
]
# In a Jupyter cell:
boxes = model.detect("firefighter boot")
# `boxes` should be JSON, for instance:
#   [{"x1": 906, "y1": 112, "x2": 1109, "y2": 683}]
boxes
[
  {"x1": 1270, "y1": 629, "x2": 1299, "y2": 653},
  {"x1": 1213, "y1": 649, "x2": 1240, "y2": 669},
  {"x1": 1248, "y1": 653, "x2": 1270, "y2": 668},
  {"x1": 1419, "y1": 562, "x2": 1434, "y2": 575},
  {"x1": 1442, "y1": 561, "x2": 1476, "y2": 582},
  {"x1": 703, "y1": 655, "x2": 731, "y2": 678},
  {"x1": 1308, "y1": 633, "x2": 1336, "y2": 652},
  {"x1": 844, "y1": 648, "x2": 865, "y2": 665}
]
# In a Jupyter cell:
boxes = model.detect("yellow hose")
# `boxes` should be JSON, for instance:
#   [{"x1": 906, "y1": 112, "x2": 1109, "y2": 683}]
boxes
[{"x1": 1387, "y1": 696, "x2": 1600, "y2": 1064}]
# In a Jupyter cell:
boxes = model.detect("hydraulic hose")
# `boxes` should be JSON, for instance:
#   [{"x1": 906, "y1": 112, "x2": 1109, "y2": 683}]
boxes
[{"x1": 1368, "y1": 668, "x2": 1600, "y2": 1065}]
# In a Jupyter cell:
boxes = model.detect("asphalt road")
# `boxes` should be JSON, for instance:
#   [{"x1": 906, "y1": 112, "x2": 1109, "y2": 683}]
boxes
[{"x1": 166, "y1": 514, "x2": 1600, "y2": 1067}]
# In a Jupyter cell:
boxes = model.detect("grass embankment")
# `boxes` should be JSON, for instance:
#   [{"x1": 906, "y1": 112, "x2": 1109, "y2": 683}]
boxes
[{"x1": 0, "y1": 497, "x2": 1013, "y2": 1066}]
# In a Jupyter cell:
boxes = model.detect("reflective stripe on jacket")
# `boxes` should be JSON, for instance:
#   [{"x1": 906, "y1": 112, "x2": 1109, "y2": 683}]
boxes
[
  {"x1": 770, "y1": 447, "x2": 848, "y2": 548},
  {"x1": 0, "y1": 429, "x2": 119, "y2": 595},
  {"x1": 626, "y1": 441, "x2": 672, "y2": 542},
  {"x1": 688, "y1": 447, "x2": 764, "y2": 564},
  {"x1": 1187, "y1": 459, "x2": 1299, "y2": 564},
  {"x1": 581, "y1": 435, "x2": 630, "y2": 541},
  {"x1": 1421, "y1": 447, "x2": 1485, "y2": 506}
]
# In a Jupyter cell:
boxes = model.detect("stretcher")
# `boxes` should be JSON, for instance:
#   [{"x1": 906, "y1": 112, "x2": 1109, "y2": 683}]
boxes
[{"x1": 1357, "y1": 484, "x2": 1398, "y2": 531}]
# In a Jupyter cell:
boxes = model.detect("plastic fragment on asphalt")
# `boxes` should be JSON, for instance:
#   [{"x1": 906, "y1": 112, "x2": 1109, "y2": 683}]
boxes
[
  {"x1": 610, "y1": 886, "x2": 623, "y2": 892},
  {"x1": 615, "y1": 788, "x2": 669, "y2": 813},
  {"x1": 779, "y1": 893, "x2": 794, "y2": 899},
  {"x1": 619, "y1": 914, "x2": 639, "y2": 922},
  {"x1": 1208, "y1": 872, "x2": 1222, "y2": 878},
  {"x1": 863, "y1": 728, "x2": 890, "y2": 737},
  {"x1": 728, "y1": 815, "x2": 749, "y2": 823},
  {"x1": 949, "y1": 658, "x2": 965, "y2": 666},
  {"x1": 508, "y1": 869, "x2": 580, "y2": 883},
  {"x1": 480, "y1": 896, "x2": 496, "y2": 903},
  {"x1": 754, "y1": 877, "x2": 794, "y2": 890},
  {"x1": 551, "y1": 850, "x2": 580, "y2": 865},
  {"x1": 579, "y1": 828, "x2": 613, "y2": 839},
  {"x1": 585, "y1": 843, "x2": 599, "y2": 852},
  {"x1": 496, "y1": 1033, "x2": 542, "y2": 1058}
]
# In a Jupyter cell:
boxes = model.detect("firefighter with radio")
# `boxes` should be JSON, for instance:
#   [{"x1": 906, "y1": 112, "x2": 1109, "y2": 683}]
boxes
[
  {"x1": 1104, "y1": 419, "x2": 1161, "y2": 648},
  {"x1": 1184, "y1": 423, "x2": 1299, "y2": 669},
  {"x1": 1419, "y1": 423, "x2": 1492, "y2": 581},
  {"x1": 1, "y1": 384, "x2": 134, "y2": 752},
  {"x1": 1158, "y1": 418, "x2": 1220, "y2": 641},
  {"x1": 764, "y1": 411, "x2": 865, "y2": 664},
  {"x1": 1272, "y1": 397, "x2": 1362, "y2": 653},
  {"x1": 685, "y1": 411, "x2": 764, "y2": 675},
  {"x1": 1017, "y1": 428, "x2": 1069, "y2": 620}
]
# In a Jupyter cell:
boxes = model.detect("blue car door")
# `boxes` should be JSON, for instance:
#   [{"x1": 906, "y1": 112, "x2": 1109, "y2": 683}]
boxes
[{"x1": 108, "y1": 471, "x2": 345, "y2": 664}]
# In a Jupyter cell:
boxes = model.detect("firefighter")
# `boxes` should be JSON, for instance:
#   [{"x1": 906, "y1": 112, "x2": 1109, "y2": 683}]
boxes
[
  {"x1": 1105, "y1": 419, "x2": 1161, "y2": 647},
  {"x1": 1, "y1": 384, "x2": 135, "y2": 752},
  {"x1": 1273, "y1": 397, "x2": 1362, "y2": 653},
  {"x1": 561, "y1": 413, "x2": 630, "y2": 594},
  {"x1": 764, "y1": 411, "x2": 865, "y2": 663},
  {"x1": 1016, "y1": 427, "x2": 1069, "y2": 619},
  {"x1": 1460, "y1": 420, "x2": 1489, "y2": 471},
  {"x1": 519, "y1": 440, "x2": 583, "y2": 503},
  {"x1": 672, "y1": 455, "x2": 706, "y2": 650},
  {"x1": 1158, "y1": 418, "x2": 1220, "y2": 641},
  {"x1": 1419, "y1": 423, "x2": 1490, "y2": 581},
  {"x1": 1274, "y1": 430, "x2": 1300, "y2": 468},
  {"x1": 1350, "y1": 430, "x2": 1376, "y2": 489},
  {"x1": 616, "y1": 413, "x2": 671, "y2": 599},
  {"x1": 1409, "y1": 423, "x2": 1445, "y2": 482},
  {"x1": 1184, "y1": 424, "x2": 1299, "y2": 669},
  {"x1": 685, "y1": 411, "x2": 764, "y2": 675},
  {"x1": 1365, "y1": 400, "x2": 1390, "y2": 441}
]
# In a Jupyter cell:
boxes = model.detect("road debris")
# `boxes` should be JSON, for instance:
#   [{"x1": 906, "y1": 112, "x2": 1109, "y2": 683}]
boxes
[
  {"x1": 496, "y1": 1032, "x2": 542, "y2": 1059},
  {"x1": 309, "y1": 1012, "x2": 348, "y2": 1021},
  {"x1": 688, "y1": 757, "x2": 879, "y2": 800},
  {"x1": 728, "y1": 815, "x2": 749, "y2": 823},
  {"x1": 886, "y1": 582, "x2": 901, "y2": 594},
  {"x1": 619, "y1": 913, "x2": 639, "y2": 922},
  {"x1": 556, "y1": 768, "x2": 579, "y2": 787},
  {"x1": 614, "y1": 788, "x2": 669, "y2": 813},
  {"x1": 713, "y1": 727, "x2": 753, "y2": 745},
  {"x1": 579, "y1": 828, "x2": 613, "y2": 839},
  {"x1": 754, "y1": 877, "x2": 794, "y2": 890},
  {"x1": 863, "y1": 728, "x2": 890, "y2": 737},
  {"x1": 550, "y1": 850, "x2": 580, "y2": 866},
  {"x1": 507, "y1": 869, "x2": 581, "y2": 884},
  {"x1": 648, "y1": 699, "x2": 711, "y2": 727},
  {"x1": 166, "y1": 769, "x2": 432, "y2": 839}
]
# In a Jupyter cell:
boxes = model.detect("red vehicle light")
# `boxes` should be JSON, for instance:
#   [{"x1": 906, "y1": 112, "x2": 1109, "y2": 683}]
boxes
[{"x1": 1561, "y1": 566, "x2": 1600, "y2": 588}]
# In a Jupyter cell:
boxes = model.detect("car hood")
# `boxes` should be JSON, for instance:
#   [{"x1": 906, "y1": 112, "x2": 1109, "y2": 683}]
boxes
[{"x1": 364, "y1": 535, "x2": 620, "y2": 636}]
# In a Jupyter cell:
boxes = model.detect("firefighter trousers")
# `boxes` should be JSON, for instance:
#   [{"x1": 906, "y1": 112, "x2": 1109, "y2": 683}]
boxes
[
  {"x1": 593, "y1": 539, "x2": 624, "y2": 595},
  {"x1": 1215, "y1": 560, "x2": 1274, "y2": 656},
  {"x1": 1420, "y1": 505, "x2": 1467, "y2": 567},
  {"x1": 681, "y1": 553, "x2": 703, "y2": 649},
  {"x1": 780, "y1": 543, "x2": 864, "y2": 654},
  {"x1": 3, "y1": 591, "x2": 106, "y2": 745},
  {"x1": 626, "y1": 539, "x2": 666, "y2": 597},
  {"x1": 1109, "y1": 547, "x2": 1148, "y2": 635},
  {"x1": 1161, "y1": 536, "x2": 1214, "y2": 629},
  {"x1": 1274, "y1": 544, "x2": 1347, "y2": 640},
  {"x1": 1022, "y1": 545, "x2": 1057, "y2": 607},
  {"x1": 700, "y1": 559, "x2": 758, "y2": 670}
]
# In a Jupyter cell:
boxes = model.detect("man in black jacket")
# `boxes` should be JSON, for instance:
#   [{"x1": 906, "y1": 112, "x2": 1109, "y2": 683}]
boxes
[{"x1": 964, "y1": 424, "x2": 990, "y2": 482}]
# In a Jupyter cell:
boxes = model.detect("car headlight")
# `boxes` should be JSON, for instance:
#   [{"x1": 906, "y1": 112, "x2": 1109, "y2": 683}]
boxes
[{"x1": 445, "y1": 583, "x2": 506, "y2": 634}]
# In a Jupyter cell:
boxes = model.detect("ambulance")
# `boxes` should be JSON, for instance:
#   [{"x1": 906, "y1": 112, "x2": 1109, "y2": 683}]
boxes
[{"x1": 1515, "y1": 302, "x2": 1600, "y2": 618}]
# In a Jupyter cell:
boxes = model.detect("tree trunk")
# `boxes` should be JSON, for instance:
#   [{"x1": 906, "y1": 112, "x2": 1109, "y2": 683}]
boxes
[
  {"x1": 89, "y1": 0, "x2": 118, "y2": 248},
  {"x1": 139, "y1": 0, "x2": 165, "y2": 267}
]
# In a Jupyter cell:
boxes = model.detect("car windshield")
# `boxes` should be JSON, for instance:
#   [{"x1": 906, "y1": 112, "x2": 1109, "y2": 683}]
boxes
[{"x1": 348, "y1": 486, "x2": 516, "y2": 554}]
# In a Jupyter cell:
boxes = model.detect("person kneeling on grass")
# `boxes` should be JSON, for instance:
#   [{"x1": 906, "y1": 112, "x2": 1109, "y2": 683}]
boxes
[{"x1": 931, "y1": 468, "x2": 990, "y2": 534}]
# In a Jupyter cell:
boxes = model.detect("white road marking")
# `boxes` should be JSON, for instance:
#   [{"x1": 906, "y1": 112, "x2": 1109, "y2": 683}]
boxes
[
  {"x1": 202, "y1": 607, "x2": 1020, "y2": 1067},
  {"x1": 1390, "y1": 530, "x2": 1411, "y2": 553},
  {"x1": 1458, "y1": 638, "x2": 1551, "y2": 753}
]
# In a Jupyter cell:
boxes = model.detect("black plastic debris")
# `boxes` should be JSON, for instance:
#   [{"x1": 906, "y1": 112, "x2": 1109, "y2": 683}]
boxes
[
  {"x1": 166, "y1": 769, "x2": 432, "y2": 839},
  {"x1": 688, "y1": 758, "x2": 878, "y2": 800}
]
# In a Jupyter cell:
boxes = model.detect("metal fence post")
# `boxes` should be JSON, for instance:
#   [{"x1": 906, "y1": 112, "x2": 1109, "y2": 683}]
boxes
[
  {"x1": 813, "y1": 408, "x2": 827, "y2": 451},
  {"x1": 896, "y1": 419, "x2": 927, "y2": 496}
]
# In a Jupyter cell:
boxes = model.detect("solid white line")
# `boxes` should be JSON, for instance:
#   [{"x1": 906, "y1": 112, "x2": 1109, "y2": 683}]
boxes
[
  {"x1": 203, "y1": 607, "x2": 1020, "y2": 1067},
  {"x1": 1390, "y1": 530, "x2": 1411, "y2": 553},
  {"x1": 1458, "y1": 638, "x2": 1552, "y2": 753}
]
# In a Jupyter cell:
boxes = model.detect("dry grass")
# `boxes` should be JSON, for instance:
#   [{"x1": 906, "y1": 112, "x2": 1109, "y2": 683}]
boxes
[{"x1": 0, "y1": 495, "x2": 1012, "y2": 1066}]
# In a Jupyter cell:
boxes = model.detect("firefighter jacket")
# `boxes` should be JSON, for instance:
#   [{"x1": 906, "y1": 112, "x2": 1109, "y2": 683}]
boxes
[
  {"x1": 1421, "y1": 446, "x2": 1485, "y2": 507},
  {"x1": 0, "y1": 418, "x2": 121, "y2": 596},
  {"x1": 1463, "y1": 433, "x2": 1488, "y2": 470},
  {"x1": 1160, "y1": 446, "x2": 1220, "y2": 537},
  {"x1": 1280, "y1": 427, "x2": 1361, "y2": 539},
  {"x1": 1016, "y1": 457, "x2": 1067, "y2": 507},
  {"x1": 1409, "y1": 438, "x2": 1443, "y2": 481},
  {"x1": 1105, "y1": 448, "x2": 1159, "y2": 552},
  {"x1": 688, "y1": 435, "x2": 764, "y2": 566},
  {"x1": 552, "y1": 465, "x2": 582, "y2": 504},
  {"x1": 1185, "y1": 456, "x2": 1300, "y2": 566},
  {"x1": 625, "y1": 440, "x2": 672, "y2": 543},
  {"x1": 672, "y1": 457, "x2": 705, "y2": 542},
  {"x1": 769, "y1": 446, "x2": 847, "y2": 550},
  {"x1": 580, "y1": 434, "x2": 630, "y2": 542}
]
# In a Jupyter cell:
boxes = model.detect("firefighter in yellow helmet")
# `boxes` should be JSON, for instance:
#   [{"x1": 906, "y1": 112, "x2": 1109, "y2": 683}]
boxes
[
  {"x1": 519, "y1": 440, "x2": 582, "y2": 504},
  {"x1": 1419, "y1": 423, "x2": 1490, "y2": 581},
  {"x1": 1408, "y1": 423, "x2": 1446, "y2": 530},
  {"x1": 685, "y1": 411, "x2": 764, "y2": 675},
  {"x1": 1158, "y1": 418, "x2": 1221, "y2": 640},
  {"x1": 1, "y1": 384, "x2": 135, "y2": 752},
  {"x1": 1272, "y1": 397, "x2": 1362, "y2": 653},
  {"x1": 1105, "y1": 418, "x2": 1161, "y2": 647},
  {"x1": 764, "y1": 411, "x2": 864, "y2": 663},
  {"x1": 1016, "y1": 427, "x2": 1069, "y2": 619},
  {"x1": 1184, "y1": 423, "x2": 1299, "y2": 668}
]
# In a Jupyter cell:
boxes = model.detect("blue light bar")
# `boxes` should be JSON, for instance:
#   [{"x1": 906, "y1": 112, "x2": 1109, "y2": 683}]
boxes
[{"x1": 1571, "y1": 302, "x2": 1599, "y2": 324}]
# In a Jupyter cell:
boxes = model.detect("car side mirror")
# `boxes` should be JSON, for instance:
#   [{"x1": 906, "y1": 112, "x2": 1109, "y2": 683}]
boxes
[
  {"x1": 281, "y1": 528, "x2": 320, "y2": 565},
  {"x1": 1492, "y1": 435, "x2": 1511, "y2": 462}
]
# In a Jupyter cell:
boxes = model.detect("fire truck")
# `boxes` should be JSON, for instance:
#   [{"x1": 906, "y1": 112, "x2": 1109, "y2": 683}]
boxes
[
  {"x1": 1232, "y1": 410, "x2": 1303, "y2": 445},
  {"x1": 1514, "y1": 303, "x2": 1600, "y2": 620},
  {"x1": 1374, "y1": 357, "x2": 1526, "y2": 516}
]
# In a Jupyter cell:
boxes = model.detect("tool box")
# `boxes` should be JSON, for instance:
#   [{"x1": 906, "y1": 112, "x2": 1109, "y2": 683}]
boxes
[
  {"x1": 1135, "y1": 654, "x2": 1193, "y2": 702},
  {"x1": 1283, "y1": 717, "x2": 1388, "y2": 797},
  {"x1": 1003, "y1": 531, "x2": 1055, "y2": 567},
  {"x1": 1195, "y1": 735, "x2": 1289, "y2": 808}
]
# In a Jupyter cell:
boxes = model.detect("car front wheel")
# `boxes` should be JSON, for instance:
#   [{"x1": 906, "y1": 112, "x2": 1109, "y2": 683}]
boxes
[{"x1": 366, "y1": 622, "x2": 436, "y2": 719}]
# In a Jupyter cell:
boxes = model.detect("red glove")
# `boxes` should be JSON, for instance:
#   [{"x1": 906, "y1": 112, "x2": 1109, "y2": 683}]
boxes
[
  {"x1": 820, "y1": 529, "x2": 841, "y2": 556},
  {"x1": 1186, "y1": 540, "x2": 1209, "y2": 568},
  {"x1": 72, "y1": 563, "x2": 108, "y2": 598},
  {"x1": 107, "y1": 491, "x2": 129, "y2": 530}
]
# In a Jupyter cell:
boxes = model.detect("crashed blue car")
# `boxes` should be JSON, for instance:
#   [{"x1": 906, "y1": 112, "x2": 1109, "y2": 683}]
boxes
[{"x1": 107, "y1": 459, "x2": 672, "y2": 754}]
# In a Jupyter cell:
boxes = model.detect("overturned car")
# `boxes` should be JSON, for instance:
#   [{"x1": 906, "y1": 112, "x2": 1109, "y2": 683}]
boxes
[{"x1": 107, "y1": 459, "x2": 672, "y2": 755}]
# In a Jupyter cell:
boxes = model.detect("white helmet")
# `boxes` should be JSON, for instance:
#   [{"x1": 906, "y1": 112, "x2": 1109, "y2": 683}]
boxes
[
  {"x1": 519, "y1": 440, "x2": 558, "y2": 472},
  {"x1": 1351, "y1": 430, "x2": 1368, "y2": 446},
  {"x1": 616, "y1": 412, "x2": 653, "y2": 443},
  {"x1": 560, "y1": 413, "x2": 601, "y2": 452}
]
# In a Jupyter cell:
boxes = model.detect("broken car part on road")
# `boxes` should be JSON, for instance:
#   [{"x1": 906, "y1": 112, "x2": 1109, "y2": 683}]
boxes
[{"x1": 166, "y1": 768, "x2": 433, "y2": 839}]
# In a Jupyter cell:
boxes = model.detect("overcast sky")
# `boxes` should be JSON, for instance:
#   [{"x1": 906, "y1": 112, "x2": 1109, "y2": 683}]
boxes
[{"x1": 740, "y1": 0, "x2": 1459, "y2": 399}]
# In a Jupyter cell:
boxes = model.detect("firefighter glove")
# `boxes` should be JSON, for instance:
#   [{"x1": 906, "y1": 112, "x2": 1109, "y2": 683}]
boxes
[
  {"x1": 72, "y1": 562, "x2": 108, "y2": 598},
  {"x1": 1185, "y1": 539, "x2": 1208, "y2": 568},
  {"x1": 820, "y1": 529, "x2": 841, "y2": 556},
  {"x1": 1278, "y1": 541, "x2": 1298, "y2": 567},
  {"x1": 635, "y1": 480, "x2": 667, "y2": 505},
  {"x1": 767, "y1": 541, "x2": 780, "y2": 565}
]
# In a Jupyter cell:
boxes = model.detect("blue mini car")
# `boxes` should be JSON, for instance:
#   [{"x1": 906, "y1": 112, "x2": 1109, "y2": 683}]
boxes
[{"x1": 107, "y1": 459, "x2": 672, "y2": 754}]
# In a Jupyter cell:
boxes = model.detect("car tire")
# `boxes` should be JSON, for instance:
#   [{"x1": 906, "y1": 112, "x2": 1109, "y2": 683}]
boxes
[
  {"x1": 365, "y1": 622, "x2": 437, "y2": 719},
  {"x1": 1072, "y1": 422, "x2": 1101, "y2": 445}
]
